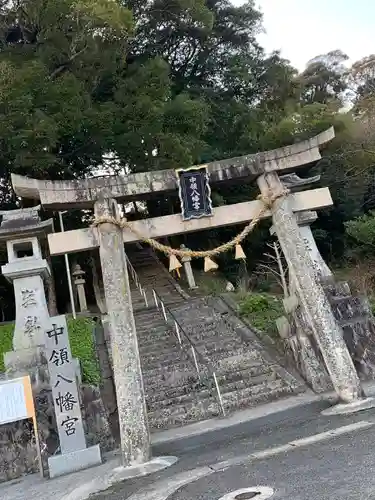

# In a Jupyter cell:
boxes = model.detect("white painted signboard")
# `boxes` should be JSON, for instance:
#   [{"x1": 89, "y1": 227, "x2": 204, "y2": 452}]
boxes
[{"x1": 0, "y1": 378, "x2": 28, "y2": 425}]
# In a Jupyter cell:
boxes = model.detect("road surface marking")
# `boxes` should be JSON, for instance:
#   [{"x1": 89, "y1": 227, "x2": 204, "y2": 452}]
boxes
[
  {"x1": 212, "y1": 420, "x2": 374, "y2": 471},
  {"x1": 218, "y1": 486, "x2": 274, "y2": 500}
]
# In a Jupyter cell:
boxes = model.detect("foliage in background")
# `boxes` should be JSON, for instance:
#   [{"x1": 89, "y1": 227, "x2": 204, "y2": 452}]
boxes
[
  {"x1": 0, "y1": 316, "x2": 100, "y2": 385},
  {"x1": 345, "y1": 212, "x2": 375, "y2": 254}
]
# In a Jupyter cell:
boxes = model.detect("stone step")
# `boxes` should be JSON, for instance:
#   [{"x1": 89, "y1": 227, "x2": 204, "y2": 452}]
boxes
[
  {"x1": 139, "y1": 336, "x2": 180, "y2": 350},
  {"x1": 131, "y1": 276, "x2": 175, "y2": 286},
  {"x1": 191, "y1": 337, "x2": 242, "y2": 353},
  {"x1": 138, "y1": 337, "x2": 175, "y2": 352},
  {"x1": 146, "y1": 371, "x2": 278, "y2": 413},
  {"x1": 135, "y1": 309, "x2": 180, "y2": 324},
  {"x1": 142, "y1": 355, "x2": 196, "y2": 373},
  {"x1": 222, "y1": 378, "x2": 284, "y2": 403},
  {"x1": 143, "y1": 368, "x2": 200, "y2": 390},
  {"x1": 135, "y1": 310, "x2": 165, "y2": 322},
  {"x1": 212, "y1": 353, "x2": 264, "y2": 372},
  {"x1": 222, "y1": 383, "x2": 293, "y2": 414},
  {"x1": 131, "y1": 263, "x2": 168, "y2": 271},
  {"x1": 217, "y1": 363, "x2": 275, "y2": 383},
  {"x1": 146, "y1": 387, "x2": 214, "y2": 412},
  {"x1": 137, "y1": 325, "x2": 173, "y2": 337},
  {"x1": 142, "y1": 355, "x2": 197, "y2": 374},
  {"x1": 180, "y1": 319, "x2": 233, "y2": 333},
  {"x1": 321, "y1": 280, "x2": 351, "y2": 297},
  {"x1": 145, "y1": 380, "x2": 209, "y2": 405},
  {"x1": 135, "y1": 312, "x2": 169, "y2": 323},
  {"x1": 137, "y1": 324, "x2": 180, "y2": 338},
  {"x1": 138, "y1": 291, "x2": 182, "y2": 303},
  {"x1": 136, "y1": 316, "x2": 172, "y2": 328},
  {"x1": 202, "y1": 347, "x2": 259, "y2": 365},
  {"x1": 148, "y1": 398, "x2": 220, "y2": 431},
  {"x1": 141, "y1": 351, "x2": 186, "y2": 369},
  {"x1": 139, "y1": 341, "x2": 181, "y2": 357},
  {"x1": 138, "y1": 338, "x2": 179, "y2": 356},
  {"x1": 137, "y1": 328, "x2": 173, "y2": 342},
  {"x1": 130, "y1": 257, "x2": 158, "y2": 264},
  {"x1": 136, "y1": 321, "x2": 170, "y2": 333}
]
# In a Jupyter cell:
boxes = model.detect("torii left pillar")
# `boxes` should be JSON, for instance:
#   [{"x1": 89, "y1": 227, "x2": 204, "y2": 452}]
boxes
[{"x1": 94, "y1": 197, "x2": 150, "y2": 466}]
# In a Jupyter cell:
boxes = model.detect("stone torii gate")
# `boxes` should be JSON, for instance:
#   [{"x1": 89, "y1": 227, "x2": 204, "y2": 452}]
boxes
[{"x1": 11, "y1": 127, "x2": 364, "y2": 466}]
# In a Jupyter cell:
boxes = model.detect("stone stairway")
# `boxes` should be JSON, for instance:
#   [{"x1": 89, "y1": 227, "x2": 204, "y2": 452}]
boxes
[
  {"x1": 126, "y1": 244, "x2": 186, "y2": 310},
  {"x1": 169, "y1": 296, "x2": 305, "y2": 416},
  {"x1": 126, "y1": 244, "x2": 217, "y2": 430},
  {"x1": 118, "y1": 244, "x2": 306, "y2": 430},
  {"x1": 133, "y1": 306, "x2": 219, "y2": 430}
]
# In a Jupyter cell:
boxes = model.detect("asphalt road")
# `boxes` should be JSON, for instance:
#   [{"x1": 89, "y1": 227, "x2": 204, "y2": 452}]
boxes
[
  {"x1": 169, "y1": 426, "x2": 375, "y2": 500},
  {"x1": 92, "y1": 399, "x2": 375, "y2": 500}
]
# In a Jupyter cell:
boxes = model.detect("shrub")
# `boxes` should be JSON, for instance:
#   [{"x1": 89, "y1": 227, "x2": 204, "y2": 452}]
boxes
[
  {"x1": 67, "y1": 316, "x2": 100, "y2": 386},
  {"x1": 0, "y1": 316, "x2": 100, "y2": 385},
  {"x1": 0, "y1": 323, "x2": 14, "y2": 372},
  {"x1": 238, "y1": 293, "x2": 283, "y2": 335},
  {"x1": 239, "y1": 293, "x2": 270, "y2": 315}
]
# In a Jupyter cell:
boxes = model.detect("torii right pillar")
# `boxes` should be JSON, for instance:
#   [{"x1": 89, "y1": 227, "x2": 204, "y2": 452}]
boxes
[{"x1": 257, "y1": 172, "x2": 362, "y2": 403}]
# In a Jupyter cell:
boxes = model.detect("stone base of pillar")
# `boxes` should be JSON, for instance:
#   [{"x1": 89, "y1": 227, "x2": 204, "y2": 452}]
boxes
[
  {"x1": 4, "y1": 347, "x2": 82, "y2": 384},
  {"x1": 282, "y1": 306, "x2": 333, "y2": 394},
  {"x1": 48, "y1": 444, "x2": 102, "y2": 478},
  {"x1": 107, "y1": 455, "x2": 178, "y2": 484},
  {"x1": 4, "y1": 346, "x2": 48, "y2": 377},
  {"x1": 321, "y1": 397, "x2": 375, "y2": 416}
]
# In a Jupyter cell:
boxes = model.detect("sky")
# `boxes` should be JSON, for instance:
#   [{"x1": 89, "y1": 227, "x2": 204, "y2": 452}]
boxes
[{"x1": 232, "y1": 0, "x2": 374, "y2": 71}]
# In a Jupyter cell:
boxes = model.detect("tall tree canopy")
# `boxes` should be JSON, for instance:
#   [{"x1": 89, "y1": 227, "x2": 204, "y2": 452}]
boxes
[{"x1": 0, "y1": 0, "x2": 375, "y2": 310}]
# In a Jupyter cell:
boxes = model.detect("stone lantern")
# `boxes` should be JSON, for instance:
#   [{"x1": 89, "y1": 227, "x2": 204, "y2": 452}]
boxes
[
  {"x1": 0, "y1": 206, "x2": 53, "y2": 374},
  {"x1": 72, "y1": 264, "x2": 88, "y2": 312}
]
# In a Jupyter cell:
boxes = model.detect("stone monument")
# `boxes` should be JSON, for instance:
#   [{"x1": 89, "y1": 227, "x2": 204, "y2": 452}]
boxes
[{"x1": 45, "y1": 314, "x2": 102, "y2": 478}]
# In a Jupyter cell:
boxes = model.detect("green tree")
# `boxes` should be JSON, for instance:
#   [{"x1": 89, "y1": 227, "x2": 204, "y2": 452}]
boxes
[
  {"x1": 346, "y1": 212, "x2": 375, "y2": 253},
  {"x1": 351, "y1": 54, "x2": 375, "y2": 115},
  {"x1": 299, "y1": 50, "x2": 349, "y2": 106},
  {"x1": 0, "y1": 0, "x2": 132, "y2": 183}
]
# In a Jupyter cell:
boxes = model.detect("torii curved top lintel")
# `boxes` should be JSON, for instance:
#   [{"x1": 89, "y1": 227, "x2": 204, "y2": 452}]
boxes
[{"x1": 11, "y1": 127, "x2": 334, "y2": 209}]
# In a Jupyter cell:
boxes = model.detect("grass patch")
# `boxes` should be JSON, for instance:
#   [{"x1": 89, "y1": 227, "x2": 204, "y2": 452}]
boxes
[
  {"x1": 193, "y1": 271, "x2": 228, "y2": 295},
  {"x1": 237, "y1": 292, "x2": 283, "y2": 338},
  {"x1": 0, "y1": 316, "x2": 100, "y2": 386}
]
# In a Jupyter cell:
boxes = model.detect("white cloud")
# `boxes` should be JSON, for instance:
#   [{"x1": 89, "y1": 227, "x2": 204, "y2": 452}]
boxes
[{"x1": 231, "y1": 0, "x2": 374, "y2": 71}]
